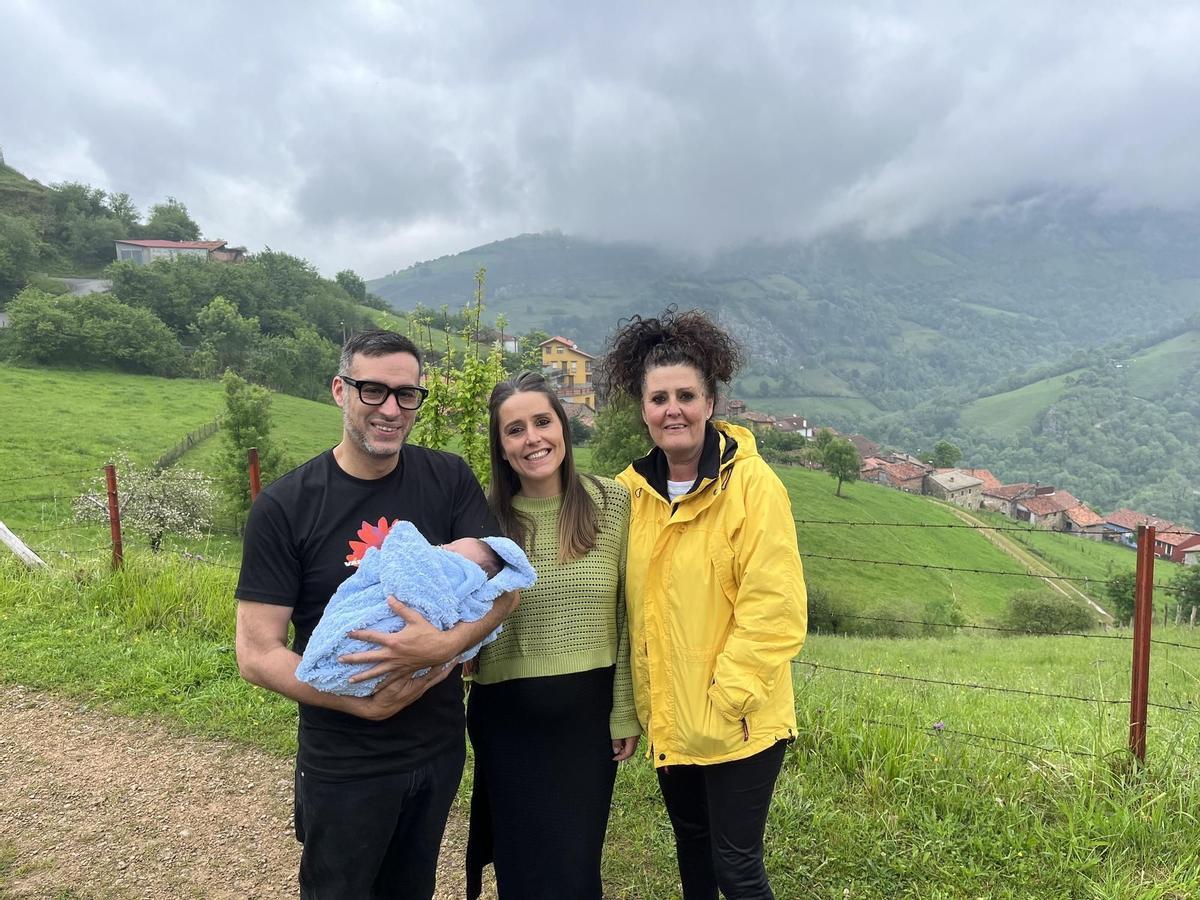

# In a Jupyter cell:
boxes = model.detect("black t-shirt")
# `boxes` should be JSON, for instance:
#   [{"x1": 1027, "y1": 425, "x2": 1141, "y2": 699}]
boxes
[{"x1": 236, "y1": 446, "x2": 497, "y2": 779}]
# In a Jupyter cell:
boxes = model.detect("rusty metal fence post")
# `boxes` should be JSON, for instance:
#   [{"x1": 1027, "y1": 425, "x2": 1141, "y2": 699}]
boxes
[
  {"x1": 1128, "y1": 525, "x2": 1155, "y2": 764},
  {"x1": 104, "y1": 463, "x2": 124, "y2": 571},
  {"x1": 248, "y1": 447, "x2": 261, "y2": 502}
]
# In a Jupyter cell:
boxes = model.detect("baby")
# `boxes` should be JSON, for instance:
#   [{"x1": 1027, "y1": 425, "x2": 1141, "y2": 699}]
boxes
[
  {"x1": 443, "y1": 536, "x2": 504, "y2": 579},
  {"x1": 296, "y1": 521, "x2": 536, "y2": 697}
]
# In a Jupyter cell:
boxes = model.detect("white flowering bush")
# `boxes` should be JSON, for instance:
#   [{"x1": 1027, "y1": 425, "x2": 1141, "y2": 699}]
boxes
[{"x1": 73, "y1": 453, "x2": 216, "y2": 552}]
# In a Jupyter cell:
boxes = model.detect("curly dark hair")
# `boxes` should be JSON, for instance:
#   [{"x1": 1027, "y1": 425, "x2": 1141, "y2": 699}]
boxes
[{"x1": 598, "y1": 307, "x2": 744, "y2": 401}]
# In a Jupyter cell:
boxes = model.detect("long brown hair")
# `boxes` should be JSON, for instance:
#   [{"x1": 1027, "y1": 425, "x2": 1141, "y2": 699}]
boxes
[{"x1": 487, "y1": 371, "x2": 605, "y2": 562}]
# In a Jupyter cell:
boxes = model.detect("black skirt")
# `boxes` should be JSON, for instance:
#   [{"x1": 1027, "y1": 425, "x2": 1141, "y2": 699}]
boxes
[{"x1": 466, "y1": 665, "x2": 618, "y2": 900}]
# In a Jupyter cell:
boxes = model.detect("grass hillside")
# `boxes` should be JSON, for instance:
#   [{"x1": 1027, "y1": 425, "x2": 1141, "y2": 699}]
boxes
[
  {"x1": 0, "y1": 363, "x2": 341, "y2": 540},
  {"x1": 775, "y1": 467, "x2": 1041, "y2": 624},
  {"x1": 0, "y1": 161, "x2": 49, "y2": 218},
  {"x1": 960, "y1": 328, "x2": 1200, "y2": 436}
]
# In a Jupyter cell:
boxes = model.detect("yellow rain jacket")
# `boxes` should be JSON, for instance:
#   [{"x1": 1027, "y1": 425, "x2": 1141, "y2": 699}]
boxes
[{"x1": 617, "y1": 421, "x2": 807, "y2": 767}]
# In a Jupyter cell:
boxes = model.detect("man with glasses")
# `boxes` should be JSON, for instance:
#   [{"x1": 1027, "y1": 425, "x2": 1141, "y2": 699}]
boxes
[{"x1": 235, "y1": 330, "x2": 517, "y2": 899}]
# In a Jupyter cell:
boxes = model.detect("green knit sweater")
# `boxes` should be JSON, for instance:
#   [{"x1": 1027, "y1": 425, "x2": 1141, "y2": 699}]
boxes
[{"x1": 474, "y1": 476, "x2": 640, "y2": 739}]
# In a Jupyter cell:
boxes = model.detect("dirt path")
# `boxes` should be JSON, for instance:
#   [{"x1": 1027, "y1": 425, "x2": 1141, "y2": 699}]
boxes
[
  {"x1": 0, "y1": 685, "x2": 483, "y2": 899},
  {"x1": 947, "y1": 507, "x2": 1113, "y2": 619}
]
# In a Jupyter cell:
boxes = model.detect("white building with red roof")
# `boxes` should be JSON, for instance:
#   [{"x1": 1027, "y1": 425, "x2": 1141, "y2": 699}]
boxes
[{"x1": 114, "y1": 239, "x2": 245, "y2": 265}]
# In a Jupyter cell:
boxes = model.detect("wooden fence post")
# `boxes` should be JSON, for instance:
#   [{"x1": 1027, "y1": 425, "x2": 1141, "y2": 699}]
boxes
[
  {"x1": 0, "y1": 521, "x2": 46, "y2": 567},
  {"x1": 248, "y1": 448, "x2": 261, "y2": 502},
  {"x1": 1128, "y1": 525, "x2": 1155, "y2": 764},
  {"x1": 105, "y1": 463, "x2": 124, "y2": 571}
]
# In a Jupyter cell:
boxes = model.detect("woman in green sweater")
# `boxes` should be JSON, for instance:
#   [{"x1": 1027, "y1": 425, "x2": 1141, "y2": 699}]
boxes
[{"x1": 465, "y1": 371, "x2": 640, "y2": 900}]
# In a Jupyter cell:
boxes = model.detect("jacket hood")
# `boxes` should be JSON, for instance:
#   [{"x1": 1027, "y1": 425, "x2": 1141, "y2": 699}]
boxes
[{"x1": 631, "y1": 420, "x2": 761, "y2": 501}]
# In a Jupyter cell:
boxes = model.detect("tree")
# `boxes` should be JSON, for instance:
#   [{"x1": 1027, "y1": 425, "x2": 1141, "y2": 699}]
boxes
[
  {"x1": 143, "y1": 197, "x2": 200, "y2": 241},
  {"x1": 931, "y1": 440, "x2": 963, "y2": 468},
  {"x1": 568, "y1": 417, "x2": 594, "y2": 445},
  {"x1": 1105, "y1": 569, "x2": 1137, "y2": 626},
  {"x1": 72, "y1": 454, "x2": 216, "y2": 553},
  {"x1": 590, "y1": 396, "x2": 651, "y2": 477},
  {"x1": 2, "y1": 286, "x2": 184, "y2": 375},
  {"x1": 191, "y1": 295, "x2": 261, "y2": 376},
  {"x1": 822, "y1": 437, "x2": 860, "y2": 497},
  {"x1": 217, "y1": 370, "x2": 288, "y2": 522},
  {"x1": 105, "y1": 192, "x2": 140, "y2": 231},
  {"x1": 335, "y1": 269, "x2": 367, "y2": 304},
  {"x1": 1170, "y1": 566, "x2": 1200, "y2": 619},
  {"x1": 0, "y1": 212, "x2": 40, "y2": 300},
  {"x1": 408, "y1": 268, "x2": 508, "y2": 484}
]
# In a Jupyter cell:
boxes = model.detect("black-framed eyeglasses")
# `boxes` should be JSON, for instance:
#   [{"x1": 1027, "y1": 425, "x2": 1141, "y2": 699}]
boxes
[{"x1": 339, "y1": 376, "x2": 429, "y2": 410}]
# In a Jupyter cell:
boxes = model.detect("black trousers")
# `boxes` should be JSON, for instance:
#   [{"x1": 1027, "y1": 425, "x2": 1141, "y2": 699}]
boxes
[
  {"x1": 295, "y1": 740, "x2": 466, "y2": 900},
  {"x1": 466, "y1": 666, "x2": 618, "y2": 900},
  {"x1": 656, "y1": 740, "x2": 788, "y2": 900}
]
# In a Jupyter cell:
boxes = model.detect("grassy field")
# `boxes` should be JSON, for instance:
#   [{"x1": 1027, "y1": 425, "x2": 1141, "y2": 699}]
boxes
[
  {"x1": 738, "y1": 394, "x2": 883, "y2": 421},
  {"x1": 967, "y1": 508, "x2": 1184, "y2": 588},
  {"x1": 4, "y1": 365, "x2": 1199, "y2": 896},
  {"x1": 1123, "y1": 330, "x2": 1200, "y2": 399},
  {"x1": 960, "y1": 371, "x2": 1076, "y2": 433},
  {"x1": 775, "y1": 467, "x2": 1040, "y2": 624},
  {"x1": 2, "y1": 553, "x2": 1199, "y2": 898}
]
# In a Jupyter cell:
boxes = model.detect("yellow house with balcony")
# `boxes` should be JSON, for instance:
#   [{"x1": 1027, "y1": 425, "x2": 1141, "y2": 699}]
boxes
[{"x1": 540, "y1": 336, "x2": 596, "y2": 409}]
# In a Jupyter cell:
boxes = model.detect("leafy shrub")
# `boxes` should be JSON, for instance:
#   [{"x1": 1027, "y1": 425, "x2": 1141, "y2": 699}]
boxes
[
  {"x1": 807, "y1": 584, "x2": 924, "y2": 638},
  {"x1": 1003, "y1": 590, "x2": 1097, "y2": 635}
]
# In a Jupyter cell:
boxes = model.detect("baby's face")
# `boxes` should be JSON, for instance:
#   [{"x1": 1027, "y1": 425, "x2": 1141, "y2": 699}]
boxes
[{"x1": 444, "y1": 538, "x2": 502, "y2": 578}]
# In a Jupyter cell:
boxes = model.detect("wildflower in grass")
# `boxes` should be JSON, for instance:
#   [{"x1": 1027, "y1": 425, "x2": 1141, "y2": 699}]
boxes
[{"x1": 931, "y1": 720, "x2": 946, "y2": 732}]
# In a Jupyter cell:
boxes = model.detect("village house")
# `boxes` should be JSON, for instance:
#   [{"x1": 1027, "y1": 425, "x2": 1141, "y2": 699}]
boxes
[
  {"x1": 1063, "y1": 505, "x2": 1108, "y2": 540},
  {"x1": 1156, "y1": 528, "x2": 1200, "y2": 563},
  {"x1": 113, "y1": 238, "x2": 246, "y2": 264},
  {"x1": 938, "y1": 468, "x2": 1001, "y2": 493},
  {"x1": 862, "y1": 460, "x2": 928, "y2": 493},
  {"x1": 847, "y1": 434, "x2": 880, "y2": 460},
  {"x1": 924, "y1": 471, "x2": 984, "y2": 508},
  {"x1": 1013, "y1": 490, "x2": 1084, "y2": 530},
  {"x1": 1183, "y1": 545, "x2": 1200, "y2": 567},
  {"x1": 773, "y1": 415, "x2": 814, "y2": 437},
  {"x1": 539, "y1": 336, "x2": 596, "y2": 410},
  {"x1": 980, "y1": 482, "x2": 1039, "y2": 515},
  {"x1": 737, "y1": 410, "x2": 777, "y2": 430},
  {"x1": 713, "y1": 396, "x2": 747, "y2": 418},
  {"x1": 1102, "y1": 509, "x2": 1181, "y2": 554}
]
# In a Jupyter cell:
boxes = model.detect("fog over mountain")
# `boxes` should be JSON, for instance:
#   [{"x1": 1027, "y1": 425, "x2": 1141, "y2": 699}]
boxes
[{"x1": 3, "y1": 1, "x2": 1199, "y2": 276}]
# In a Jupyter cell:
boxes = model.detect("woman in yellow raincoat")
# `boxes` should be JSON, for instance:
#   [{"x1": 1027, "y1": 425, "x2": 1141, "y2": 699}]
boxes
[{"x1": 601, "y1": 308, "x2": 807, "y2": 900}]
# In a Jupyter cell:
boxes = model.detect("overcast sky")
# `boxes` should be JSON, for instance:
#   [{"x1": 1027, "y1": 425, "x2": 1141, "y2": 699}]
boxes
[{"x1": 3, "y1": 1, "x2": 1198, "y2": 279}]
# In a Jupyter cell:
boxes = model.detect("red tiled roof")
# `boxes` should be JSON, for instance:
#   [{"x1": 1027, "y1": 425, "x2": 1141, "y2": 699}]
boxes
[
  {"x1": 880, "y1": 461, "x2": 927, "y2": 483},
  {"x1": 539, "y1": 335, "x2": 595, "y2": 358},
  {"x1": 116, "y1": 239, "x2": 226, "y2": 250},
  {"x1": 1105, "y1": 508, "x2": 1175, "y2": 532},
  {"x1": 1065, "y1": 505, "x2": 1105, "y2": 527},
  {"x1": 1157, "y1": 529, "x2": 1200, "y2": 548},
  {"x1": 1018, "y1": 491, "x2": 1081, "y2": 517},
  {"x1": 983, "y1": 482, "x2": 1035, "y2": 501},
  {"x1": 935, "y1": 468, "x2": 1000, "y2": 490}
]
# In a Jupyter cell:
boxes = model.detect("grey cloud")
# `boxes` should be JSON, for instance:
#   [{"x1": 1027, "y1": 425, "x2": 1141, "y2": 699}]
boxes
[{"x1": 2, "y1": 0, "x2": 1198, "y2": 275}]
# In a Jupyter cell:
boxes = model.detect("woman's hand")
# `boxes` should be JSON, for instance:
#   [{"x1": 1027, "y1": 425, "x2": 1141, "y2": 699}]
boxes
[{"x1": 612, "y1": 735, "x2": 639, "y2": 762}]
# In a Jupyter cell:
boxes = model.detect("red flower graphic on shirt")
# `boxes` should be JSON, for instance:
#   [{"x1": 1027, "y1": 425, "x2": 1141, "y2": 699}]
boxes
[{"x1": 345, "y1": 517, "x2": 396, "y2": 567}]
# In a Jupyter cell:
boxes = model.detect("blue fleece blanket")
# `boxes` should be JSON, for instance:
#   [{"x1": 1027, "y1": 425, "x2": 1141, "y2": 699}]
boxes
[{"x1": 296, "y1": 520, "x2": 535, "y2": 697}]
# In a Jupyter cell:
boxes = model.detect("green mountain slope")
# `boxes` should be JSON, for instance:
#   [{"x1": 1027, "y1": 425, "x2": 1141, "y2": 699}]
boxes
[{"x1": 368, "y1": 206, "x2": 1200, "y2": 429}]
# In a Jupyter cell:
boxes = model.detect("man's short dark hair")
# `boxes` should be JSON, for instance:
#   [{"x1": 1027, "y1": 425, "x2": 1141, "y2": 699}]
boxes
[{"x1": 339, "y1": 330, "x2": 423, "y2": 377}]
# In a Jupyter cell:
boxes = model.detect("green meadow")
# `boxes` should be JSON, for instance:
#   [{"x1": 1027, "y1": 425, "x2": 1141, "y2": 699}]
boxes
[
  {"x1": 2, "y1": 553, "x2": 1198, "y2": 898},
  {"x1": 3, "y1": 364, "x2": 1199, "y2": 897}
]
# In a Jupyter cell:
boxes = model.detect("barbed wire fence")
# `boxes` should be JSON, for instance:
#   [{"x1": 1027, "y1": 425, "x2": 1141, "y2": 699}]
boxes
[{"x1": 2, "y1": 461, "x2": 1198, "y2": 766}]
